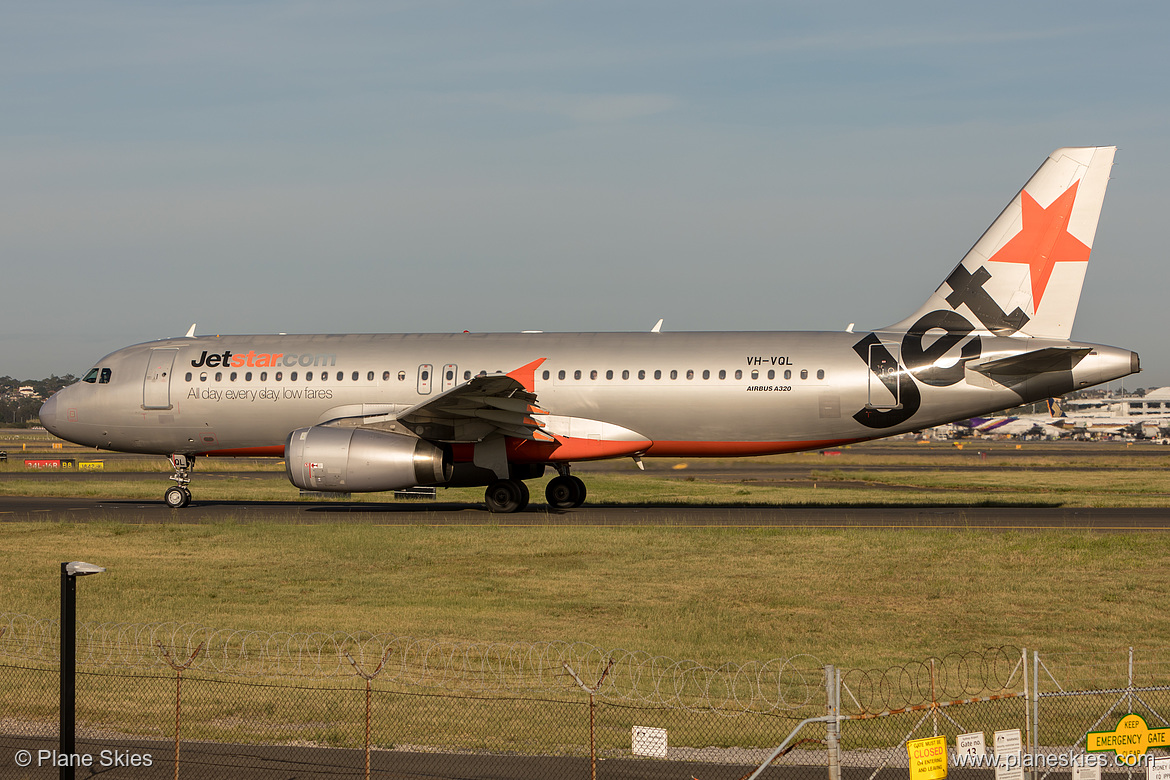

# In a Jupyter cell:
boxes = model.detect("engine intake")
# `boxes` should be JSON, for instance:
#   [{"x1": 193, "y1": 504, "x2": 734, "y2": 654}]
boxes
[{"x1": 285, "y1": 426, "x2": 451, "y2": 492}]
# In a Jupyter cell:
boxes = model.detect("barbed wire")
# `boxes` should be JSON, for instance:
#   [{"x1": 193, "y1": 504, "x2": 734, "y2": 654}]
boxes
[
  {"x1": 839, "y1": 646, "x2": 1023, "y2": 714},
  {"x1": 0, "y1": 612, "x2": 823, "y2": 714}
]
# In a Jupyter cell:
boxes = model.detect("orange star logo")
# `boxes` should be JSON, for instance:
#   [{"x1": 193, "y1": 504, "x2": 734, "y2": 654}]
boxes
[{"x1": 987, "y1": 180, "x2": 1090, "y2": 309}]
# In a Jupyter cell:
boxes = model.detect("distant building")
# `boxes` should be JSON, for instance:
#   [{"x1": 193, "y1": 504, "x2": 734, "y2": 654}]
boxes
[{"x1": 1064, "y1": 386, "x2": 1169, "y2": 416}]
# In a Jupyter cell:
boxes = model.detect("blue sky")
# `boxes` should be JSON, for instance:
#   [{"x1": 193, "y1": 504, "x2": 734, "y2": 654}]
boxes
[{"x1": 3, "y1": 1, "x2": 1167, "y2": 387}]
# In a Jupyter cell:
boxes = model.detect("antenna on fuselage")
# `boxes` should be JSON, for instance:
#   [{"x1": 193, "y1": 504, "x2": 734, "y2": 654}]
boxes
[
  {"x1": 650, "y1": 319, "x2": 663, "y2": 333},
  {"x1": 184, "y1": 323, "x2": 197, "y2": 338}
]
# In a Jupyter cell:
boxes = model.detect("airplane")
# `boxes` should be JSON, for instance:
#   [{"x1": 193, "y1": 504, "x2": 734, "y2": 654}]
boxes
[
  {"x1": 38, "y1": 146, "x2": 1140, "y2": 512},
  {"x1": 964, "y1": 398, "x2": 1066, "y2": 437},
  {"x1": 966, "y1": 416, "x2": 1065, "y2": 438}
]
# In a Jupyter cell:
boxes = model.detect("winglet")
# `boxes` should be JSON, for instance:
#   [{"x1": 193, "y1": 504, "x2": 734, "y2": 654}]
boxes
[{"x1": 506, "y1": 358, "x2": 547, "y2": 392}]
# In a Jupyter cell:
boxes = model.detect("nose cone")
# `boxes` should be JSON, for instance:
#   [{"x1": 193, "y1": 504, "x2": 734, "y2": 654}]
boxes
[{"x1": 39, "y1": 393, "x2": 61, "y2": 435}]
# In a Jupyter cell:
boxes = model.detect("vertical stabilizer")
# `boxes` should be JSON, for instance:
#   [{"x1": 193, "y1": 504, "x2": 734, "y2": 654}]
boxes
[{"x1": 887, "y1": 146, "x2": 1116, "y2": 339}]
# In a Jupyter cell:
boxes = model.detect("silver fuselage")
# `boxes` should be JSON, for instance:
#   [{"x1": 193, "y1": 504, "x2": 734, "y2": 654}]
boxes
[{"x1": 40, "y1": 330, "x2": 1138, "y2": 462}]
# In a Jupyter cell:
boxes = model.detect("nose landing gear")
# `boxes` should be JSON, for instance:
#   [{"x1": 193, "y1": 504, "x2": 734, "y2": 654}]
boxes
[{"x1": 165, "y1": 454, "x2": 193, "y2": 508}]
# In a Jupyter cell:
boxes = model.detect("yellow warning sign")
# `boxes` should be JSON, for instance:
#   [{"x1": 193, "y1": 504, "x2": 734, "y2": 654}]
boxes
[
  {"x1": 1087, "y1": 714, "x2": 1170, "y2": 757},
  {"x1": 908, "y1": 735, "x2": 948, "y2": 780}
]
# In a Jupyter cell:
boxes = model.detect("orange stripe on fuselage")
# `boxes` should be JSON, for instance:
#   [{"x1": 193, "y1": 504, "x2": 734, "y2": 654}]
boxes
[
  {"x1": 643, "y1": 439, "x2": 865, "y2": 457},
  {"x1": 204, "y1": 439, "x2": 866, "y2": 463}
]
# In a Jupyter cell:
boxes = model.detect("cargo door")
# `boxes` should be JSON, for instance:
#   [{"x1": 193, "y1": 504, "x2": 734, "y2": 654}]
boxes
[{"x1": 143, "y1": 348, "x2": 178, "y2": 410}]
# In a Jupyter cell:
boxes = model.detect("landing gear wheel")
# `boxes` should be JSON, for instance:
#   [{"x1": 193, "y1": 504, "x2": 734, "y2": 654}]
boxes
[
  {"x1": 485, "y1": 479, "x2": 530, "y2": 513},
  {"x1": 164, "y1": 486, "x2": 189, "y2": 509},
  {"x1": 568, "y1": 476, "x2": 586, "y2": 507},
  {"x1": 546, "y1": 475, "x2": 586, "y2": 509}
]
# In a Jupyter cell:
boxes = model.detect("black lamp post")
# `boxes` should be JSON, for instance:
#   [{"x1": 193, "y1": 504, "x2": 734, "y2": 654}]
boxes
[{"x1": 60, "y1": 561, "x2": 104, "y2": 780}]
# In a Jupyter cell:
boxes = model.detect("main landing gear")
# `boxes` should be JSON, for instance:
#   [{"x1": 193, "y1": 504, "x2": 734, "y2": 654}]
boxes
[
  {"x1": 484, "y1": 479, "x2": 530, "y2": 513},
  {"x1": 164, "y1": 453, "x2": 193, "y2": 509},
  {"x1": 545, "y1": 473, "x2": 586, "y2": 510},
  {"x1": 483, "y1": 467, "x2": 587, "y2": 513}
]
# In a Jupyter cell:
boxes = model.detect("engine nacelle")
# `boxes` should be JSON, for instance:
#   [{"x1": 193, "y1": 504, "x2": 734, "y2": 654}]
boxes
[{"x1": 285, "y1": 426, "x2": 451, "y2": 492}]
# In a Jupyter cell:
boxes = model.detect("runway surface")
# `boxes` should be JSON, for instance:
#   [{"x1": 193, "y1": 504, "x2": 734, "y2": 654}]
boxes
[
  {"x1": 1, "y1": 495, "x2": 1166, "y2": 529},
  {"x1": 3, "y1": 439, "x2": 1167, "y2": 528}
]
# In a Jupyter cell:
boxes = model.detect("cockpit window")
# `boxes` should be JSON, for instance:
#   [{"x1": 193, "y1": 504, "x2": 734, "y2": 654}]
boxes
[
  {"x1": 99, "y1": 368, "x2": 112, "y2": 384},
  {"x1": 83, "y1": 368, "x2": 99, "y2": 384}
]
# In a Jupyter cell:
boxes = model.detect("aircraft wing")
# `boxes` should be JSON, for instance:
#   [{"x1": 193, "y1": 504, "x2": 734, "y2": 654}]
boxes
[{"x1": 388, "y1": 359, "x2": 553, "y2": 444}]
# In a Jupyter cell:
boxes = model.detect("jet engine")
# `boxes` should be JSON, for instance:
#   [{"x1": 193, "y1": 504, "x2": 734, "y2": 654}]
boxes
[{"x1": 285, "y1": 426, "x2": 451, "y2": 492}]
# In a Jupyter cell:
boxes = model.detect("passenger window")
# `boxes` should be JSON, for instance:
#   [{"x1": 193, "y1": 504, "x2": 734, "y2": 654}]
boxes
[
  {"x1": 751, "y1": 370, "x2": 759, "y2": 380},
  {"x1": 465, "y1": 371, "x2": 471, "y2": 380},
  {"x1": 606, "y1": 370, "x2": 613, "y2": 380},
  {"x1": 398, "y1": 371, "x2": 406, "y2": 381},
  {"x1": 336, "y1": 371, "x2": 343, "y2": 381},
  {"x1": 800, "y1": 369, "x2": 808, "y2": 380},
  {"x1": 718, "y1": 369, "x2": 726, "y2": 380},
  {"x1": 230, "y1": 372, "x2": 238, "y2": 381},
  {"x1": 215, "y1": 372, "x2": 222, "y2": 382},
  {"x1": 590, "y1": 370, "x2": 598, "y2": 380},
  {"x1": 306, "y1": 372, "x2": 313, "y2": 381},
  {"x1": 542, "y1": 370, "x2": 550, "y2": 380},
  {"x1": 382, "y1": 371, "x2": 390, "y2": 381},
  {"x1": 638, "y1": 370, "x2": 646, "y2": 380},
  {"x1": 622, "y1": 370, "x2": 630, "y2": 380},
  {"x1": 817, "y1": 369, "x2": 825, "y2": 380},
  {"x1": 784, "y1": 369, "x2": 792, "y2": 380},
  {"x1": 200, "y1": 373, "x2": 208, "y2": 382},
  {"x1": 185, "y1": 372, "x2": 193, "y2": 382},
  {"x1": 654, "y1": 370, "x2": 662, "y2": 380},
  {"x1": 291, "y1": 371, "x2": 298, "y2": 381},
  {"x1": 99, "y1": 368, "x2": 112, "y2": 384},
  {"x1": 367, "y1": 371, "x2": 373, "y2": 381},
  {"x1": 686, "y1": 370, "x2": 694, "y2": 380},
  {"x1": 735, "y1": 370, "x2": 742, "y2": 380},
  {"x1": 420, "y1": 370, "x2": 429, "y2": 381},
  {"x1": 446, "y1": 370, "x2": 454, "y2": 381},
  {"x1": 767, "y1": 370, "x2": 774, "y2": 380},
  {"x1": 260, "y1": 372, "x2": 267, "y2": 381},
  {"x1": 558, "y1": 370, "x2": 566, "y2": 380},
  {"x1": 702, "y1": 370, "x2": 710, "y2": 380},
  {"x1": 276, "y1": 372, "x2": 283, "y2": 381},
  {"x1": 245, "y1": 372, "x2": 253, "y2": 381},
  {"x1": 574, "y1": 370, "x2": 582, "y2": 380},
  {"x1": 322, "y1": 372, "x2": 328, "y2": 381},
  {"x1": 353, "y1": 372, "x2": 360, "y2": 381},
  {"x1": 83, "y1": 369, "x2": 99, "y2": 383},
  {"x1": 670, "y1": 370, "x2": 678, "y2": 380}
]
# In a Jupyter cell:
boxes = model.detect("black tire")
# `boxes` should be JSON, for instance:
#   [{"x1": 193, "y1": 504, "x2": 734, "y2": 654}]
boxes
[
  {"x1": 180, "y1": 487, "x2": 192, "y2": 508},
  {"x1": 568, "y1": 476, "x2": 587, "y2": 507},
  {"x1": 485, "y1": 479, "x2": 529, "y2": 513},
  {"x1": 546, "y1": 475, "x2": 581, "y2": 509},
  {"x1": 164, "y1": 486, "x2": 187, "y2": 509}
]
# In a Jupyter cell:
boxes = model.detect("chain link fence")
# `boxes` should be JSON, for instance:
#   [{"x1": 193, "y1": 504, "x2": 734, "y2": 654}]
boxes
[
  {"x1": 2, "y1": 613, "x2": 1167, "y2": 780},
  {"x1": 0, "y1": 613, "x2": 829, "y2": 779}
]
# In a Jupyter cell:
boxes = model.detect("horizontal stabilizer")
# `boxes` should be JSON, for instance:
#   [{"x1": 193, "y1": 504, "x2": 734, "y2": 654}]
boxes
[{"x1": 970, "y1": 347, "x2": 1091, "y2": 377}]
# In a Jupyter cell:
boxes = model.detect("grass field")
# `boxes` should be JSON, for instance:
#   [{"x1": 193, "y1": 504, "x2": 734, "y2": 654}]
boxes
[
  {"x1": 3, "y1": 437, "x2": 1169, "y2": 757},
  {"x1": 2, "y1": 437, "x2": 1169, "y2": 669},
  {"x1": 2, "y1": 521, "x2": 1168, "y2": 669}
]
